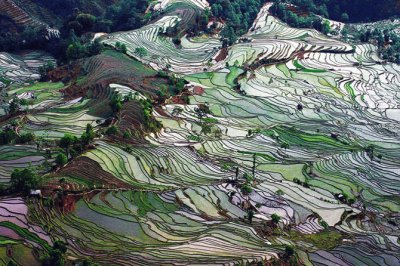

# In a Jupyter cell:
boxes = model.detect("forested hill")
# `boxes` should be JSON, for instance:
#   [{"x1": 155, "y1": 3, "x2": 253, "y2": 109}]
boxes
[{"x1": 274, "y1": 0, "x2": 400, "y2": 22}]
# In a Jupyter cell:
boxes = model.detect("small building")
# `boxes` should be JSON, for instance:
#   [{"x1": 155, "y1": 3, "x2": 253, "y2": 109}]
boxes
[{"x1": 30, "y1": 189, "x2": 42, "y2": 197}]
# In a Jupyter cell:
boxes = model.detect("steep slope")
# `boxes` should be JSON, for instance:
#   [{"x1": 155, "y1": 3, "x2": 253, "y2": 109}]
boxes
[{"x1": 0, "y1": 1, "x2": 399, "y2": 265}]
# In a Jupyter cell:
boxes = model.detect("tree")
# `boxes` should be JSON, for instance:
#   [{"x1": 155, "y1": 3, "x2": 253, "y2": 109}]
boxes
[
  {"x1": 134, "y1": 47, "x2": 148, "y2": 57},
  {"x1": 53, "y1": 240, "x2": 68, "y2": 254},
  {"x1": 321, "y1": 20, "x2": 331, "y2": 35},
  {"x1": 235, "y1": 166, "x2": 239, "y2": 180},
  {"x1": 106, "y1": 126, "x2": 119, "y2": 135},
  {"x1": 252, "y1": 153, "x2": 256, "y2": 178},
  {"x1": 247, "y1": 209, "x2": 254, "y2": 224},
  {"x1": 81, "y1": 124, "x2": 95, "y2": 145},
  {"x1": 59, "y1": 133, "x2": 77, "y2": 156},
  {"x1": 8, "y1": 98, "x2": 20, "y2": 114},
  {"x1": 271, "y1": 213, "x2": 281, "y2": 224},
  {"x1": 41, "y1": 240, "x2": 68, "y2": 266},
  {"x1": 39, "y1": 60, "x2": 55, "y2": 81},
  {"x1": 243, "y1": 173, "x2": 253, "y2": 183},
  {"x1": 66, "y1": 41, "x2": 86, "y2": 60},
  {"x1": 110, "y1": 94, "x2": 122, "y2": 113},
  {"x1": 76, "y1": 13, "x2": 96, "y2": 31},
  {"x1": 87, "y1": 39, "x2": 103, "y2": 56},
  {"x1": 121, "y1": 44, "x2": 127, "y2": 53},
  {"x1": 18, "y1": 132, "x2": 35, "y2": 144},
  {"x1": 10, "y1": 168, "x2": 40, "y2": 194},
  {"x1": 55, "y1": 153, "x2": 68, "y2": 167},
  {"x1": 0, "y1": 129, "x2": 18, "y2": 145},
  {"x1": 341, "y1": 12, "x2": 349, "y2": 22},
  {"x1": 284, "y1": 245, "x2": 295, "y2": 257},
  {"x1": 241, "y1": 184, "x2": 253, "y2": 195}
]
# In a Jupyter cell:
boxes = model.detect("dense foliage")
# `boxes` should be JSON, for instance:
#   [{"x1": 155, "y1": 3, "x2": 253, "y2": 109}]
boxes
[
  {"x1": 351, "y1": 27, "x2": 400, "y2": 64},
  {"x1": 10, "y1": 168, "x2": 41, "y2": 194},
  {"x1": 0, "y1": 0, "x2": 149, "y2": 61},
  {"x1": 209, "y1": 0, "x2": 264, "y2": 44},
  {"x1": 270, "y1": 2, "x2": 331, "y2": 34},
  {"x1": 270, "y1": 0, "x2": 400, "y2": 63},
  {"x1": 276, "y1": 0, "x2": 399, "y2": 22}
]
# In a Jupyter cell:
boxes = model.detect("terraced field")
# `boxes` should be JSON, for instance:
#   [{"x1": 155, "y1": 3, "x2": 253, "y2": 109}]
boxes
[{"x1": 0, "y1": 0, "x2": 399, "y2": 265}]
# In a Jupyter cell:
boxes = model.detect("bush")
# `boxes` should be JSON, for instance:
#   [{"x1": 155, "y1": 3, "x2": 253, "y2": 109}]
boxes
[
  {"x1": 106, "y1": 126, "x2": 119, "y2": 135},
  {"x1": 41, "y1": 240, "x2": 68, "y2": 266},
  {"x1": 241, "y1": 184, "x2": 253, "y2": 195},
  {"x1": 110, "y1": 94, "x2": 123, "y2": 113},
  {"x1": 243, "y1": 173, "x2": 253, "y2": 182},
  {"x1": 284, "y1": 245, "x2": 295, "y2": 257},
  {"x1": 319, "y1": 220, "x2": 329, "y2": 229},
  {"x1": 271, "y1": 213, "x2": 281, "y2": 224},
  {"x1": 134, "y1": 47, "x2": 148, "y2": 57},
  {"x1": 18, "y1": 132, "x2": 35, "y2": 144},
  {"x1": 0, "y1": 129, "x2": 18, "y2": 145}
]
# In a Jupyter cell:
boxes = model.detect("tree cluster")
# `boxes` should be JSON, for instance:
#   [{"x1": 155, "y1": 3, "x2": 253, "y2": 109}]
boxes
[
  {"x1": 270, "y1": 2, "x2": 331, "y2": 34},
  {"x1": 10, "y1": 168, "x2": 41, "y2": 195},
  {"x1": 139, "y1": 99, "x2": 162, "y2": 133},
  {"x1": 0, "y1": 128, "x2": 35, "y2": 145},
  {"x1": 353, "y1": 27, "x2": 400, "y2": 64},
  {"x1": 273, "y1": 0, "x2": 399, "y2": 23},
  {"x1": 58, "y1": 123, "x2": 96, "y2": 160},
  {"x1": 209, "y1": 0, "x2": 263, "y2": 44},
  {"x1": 40, "y1": 240, "x2": 68, "y2": 266}
]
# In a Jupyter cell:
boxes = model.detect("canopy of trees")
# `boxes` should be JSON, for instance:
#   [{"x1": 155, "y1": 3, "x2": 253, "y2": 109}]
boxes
[
  {"x1": 10, "y1": 168, "x2": 41, "y2": 194},
  {"x1": 209, "y1": 0, "x2": 263, "y2": 44},
  {"x1": 275, "y1": 0, "x2": 399, "y2": 23}
]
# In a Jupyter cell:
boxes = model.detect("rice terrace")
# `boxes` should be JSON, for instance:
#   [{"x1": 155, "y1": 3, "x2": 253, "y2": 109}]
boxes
[{"x1": 0, "y1": 0, "x2": 399, "y2": 265}]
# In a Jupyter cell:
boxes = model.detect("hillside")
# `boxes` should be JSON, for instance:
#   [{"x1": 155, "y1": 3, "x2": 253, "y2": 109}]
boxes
[{"x1": 0, "y1": 0, "x2": 399, "y2": 266}]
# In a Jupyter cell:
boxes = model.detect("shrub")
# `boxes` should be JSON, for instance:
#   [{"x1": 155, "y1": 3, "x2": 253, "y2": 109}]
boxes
[
  {"x1": 284, "y1": 245, "x2": 295, "y2": 257},
  {"x1": 243, "y1": 173, "x2": 253, "y2": 182},
  {"x1": 319, "y1": 220, "x2": 329, "y2": 229},
  {"x1": 106, "y1": 126, "x2": 119, "y2": 135},
  {"x1": 241, "y1": 184, "x2": 253, "y2": 195},
  {"x1": 134, "y1": 47, "x2": 148, "y2": 57},
  {"x1": 18, "y1": 132, "x2": 35, "y2": 143},
  {"x1": 123, "y1": 130, "x2": 132, "y2": 139},
  {"x1": 0, "y1": 129, "x2": 18, "y2": 145},
  {"x1": 271, "y1": 213, "x2": 281, "y2": 224}
]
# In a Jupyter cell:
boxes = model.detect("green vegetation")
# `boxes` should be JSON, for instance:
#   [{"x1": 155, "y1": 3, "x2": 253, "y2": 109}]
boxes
[
  {"x1": 293, "y1": 60, "x2": 327, "y2": 73},
  {"x1": 139, "y1": 99, "x2": 162, "y2": 133},
  {"x1": 288, "y1": 229, "x2": 343, "y2": 249},
  {"x1": 134, "y1": 47, "x2": 148, "y2": 57},
  {"x1": 271, "y1": 2, "x2": 331, "y2": 34},
  {"x1": 352, "y1": 27, "x2": 400, "y2": 64},
  {"x1": 115, "y1": 42, "x2": 128, "y2": 54},
  {"x1": 272, "y1": 0, "x2": 399, "y2": 23},
  {"x1": 0, "y1": 129, "x2": 35, "y2": 145},
  {"x1": 81, "y1": 124, "x2": 96, "y2": 146},
  {"x1": 55, "y1": 153, "x2": 68, "y2": 167},
  {"x1": 10, "y1": 168, "x2": 41, "y2": 194},
  {"x1": 271, "y1": 213, "x2": 281, "y2": 224},
  {"x1": 106, "y1": 126, "x2": 119, "y2": 136},
  {"x1": 59, "y1": 133, "x2": 79, "y2": 157},
  {"x1": 40, "y1": 240, "x2": 68, "y2": 266},
  {"x1": 241, "y1": 183, "x2": 253, "y2": 195},
  {"x1": 209, "y1": 0, "x2": 264, "y2": 44},
  {"x1": 110, "y1": 93, "x2": 123, "y2": 114}
]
